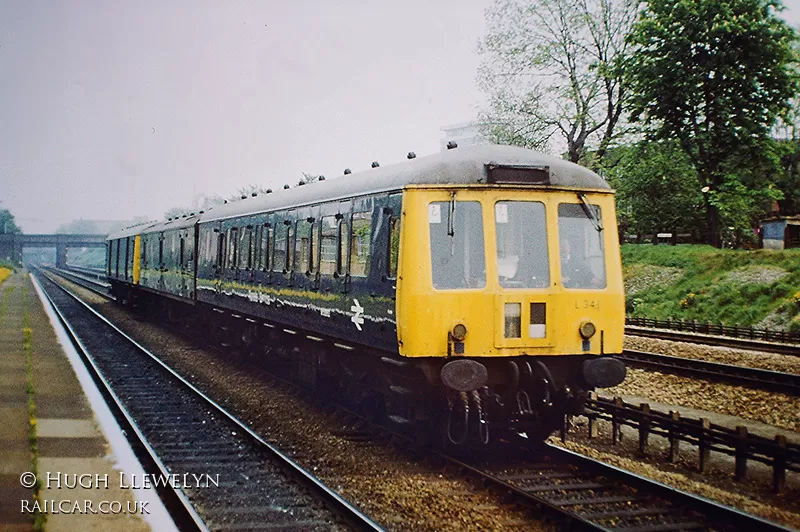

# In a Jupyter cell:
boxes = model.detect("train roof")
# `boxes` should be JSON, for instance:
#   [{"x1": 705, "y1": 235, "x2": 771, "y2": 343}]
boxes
[{"x1": 109, "y1": 144, "x2": 610, "y2": 239}]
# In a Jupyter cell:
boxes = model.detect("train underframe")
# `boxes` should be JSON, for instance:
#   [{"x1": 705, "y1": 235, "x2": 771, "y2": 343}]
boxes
[{"x1": 115, "y1": 282, "x2": 625, "y2": 446}]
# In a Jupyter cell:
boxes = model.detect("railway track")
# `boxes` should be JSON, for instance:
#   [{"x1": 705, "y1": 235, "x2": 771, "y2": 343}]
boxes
[
  {"x1": 34, "y1": 269, "x2": 382, "y2": 531},
  {"x1": 451, "y1": 441, "x2": 791, "y2": 531},
  {"x1": 619, "y1": 349, "x2": 800, "y2": 396},
  {"x1": 626, "y1": 325, "x2": 800, "y2": 357},
  {"x1": 46, "y1": 265, "x2": 111, "y2": 296},
  {"x1": 40, "y1": 267, "x2": 795, "y2": 530},
  {"x1": 320, "y1": 398, "x2": 791, "y2": 531}
]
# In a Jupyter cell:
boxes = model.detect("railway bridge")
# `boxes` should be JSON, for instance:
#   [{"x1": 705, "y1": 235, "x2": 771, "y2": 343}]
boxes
[{"x1": 0, "y1": 233, "x2": 106, "y2": 267}]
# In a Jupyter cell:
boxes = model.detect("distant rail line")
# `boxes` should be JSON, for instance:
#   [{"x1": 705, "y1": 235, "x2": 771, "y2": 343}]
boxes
[
  {"x1": 626, "y1": 321, "x2": 800, "y2": 357},
  {"x1": 619, "y1": 349, "x2": 800, "y2": 396}
]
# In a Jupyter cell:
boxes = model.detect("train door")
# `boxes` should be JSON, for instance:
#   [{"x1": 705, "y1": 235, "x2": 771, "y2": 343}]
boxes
[
  {"x1": 123, "y1": 237, "x2": 130, "y2": 280},
  {"x1": 254, "y1": 214, "x2": 274, "y2": 287},
  {"x1": 334, "y1": 201, "x2": 351, "y2": 294},
  {"x1": 220, "y1": 220, "x2": 238, "y2": 288},
  {"x1": 235, "y1": 218, "x2": 254, "y2": 285}
]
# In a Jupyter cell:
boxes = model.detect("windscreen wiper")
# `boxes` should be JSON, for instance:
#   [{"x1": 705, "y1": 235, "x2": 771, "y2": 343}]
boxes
[{"x1": 577, "y1": 193, "x2": 603, "y2": 232}]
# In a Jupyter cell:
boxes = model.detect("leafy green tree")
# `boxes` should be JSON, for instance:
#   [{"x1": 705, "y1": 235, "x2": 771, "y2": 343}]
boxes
[
  {"x1": 0, "y1": 209, "x2": 22, "y2": 234},
  {"x1": 608, "y1": 141, "x2": 703, "y2": 240},
  {"x1": 478, "y1": 0, "x2": 638, "y2": 166},
  {"x1": 774, "y1": 99, "x2": 800, "y2": 215},
  {"x1": 626, "y1": 0, "x2": 800, "y2": 247}
]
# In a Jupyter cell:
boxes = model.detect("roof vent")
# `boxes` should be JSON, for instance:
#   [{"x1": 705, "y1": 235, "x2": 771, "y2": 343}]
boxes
[
  {"x1": 371, "y1": 161, "x2": 380, "y2": 168},
  {"x1": 251, "y1": 192, "x2": 257, "y2": 197},
  {"x1": 224, "y1": 200, "x2": 228, "y2": 204},
  {"x1": 447, "y1": 141, "x2": 458, "y2": 150},
  {"x1": 283, "y1": 184, "x2": 290, "y2": 190},
  {"x1": 344, "y1": 168, "x2": 351, "y2": 175},
  {"x1": 241, "y1": 195, "x2": 247, "y2": 200},
  {"x1": 199, "y1": 210, "x2": 205, "y2": 214},
  {"x1": 298, "y1": 180, "x2": 306, "y2": 186},
  {"x1": 407, "y1": 152, "x2": 416, "y2": 159},
  {"x1": 318, "y1": 175, "x2": 325, "y2": 181},
  {"x1": 266, "y1": 188, "x2": 273, "y2": 193}
]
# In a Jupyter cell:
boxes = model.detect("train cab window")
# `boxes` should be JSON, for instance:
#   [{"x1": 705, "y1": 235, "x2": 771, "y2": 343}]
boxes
[
  {"x1": 558, "y1": 203, "x2": 606, "y2": 289},
  {"x1": 495, "y1": 201, "x2": 549, "y2": 288},
  {"x1": 428, "y1": 201, "x2": 485, "y2": 290},
  {"x1": 350, "y1": 211, "x2": 371, "y2": 276},
  {"x1": 238, "y1": 227, "x2": 251, "y2": 270},
  {"x1": 295, "y1": 220, "x2": 312, "y2": 273},
  {"x1": 388, "y1": 215, "x2": 400, "y2": 279},
  {"x1": 320, "y1": 216, "x2": 337, "y2": 274}
]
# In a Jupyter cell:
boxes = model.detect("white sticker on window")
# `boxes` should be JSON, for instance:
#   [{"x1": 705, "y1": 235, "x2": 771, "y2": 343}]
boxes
[
  {"x1": 326, "y1": 217, "x2": 337, "y2": 228},
  {"x1": 495, "y1": 204, "x2": 509, "y2": 224},
  {"x1": 428, "y1": 204, "x2": 441, "y2": 224}
]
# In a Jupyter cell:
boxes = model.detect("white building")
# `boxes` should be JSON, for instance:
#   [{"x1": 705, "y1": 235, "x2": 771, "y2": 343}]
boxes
[{"x1": 440, "y1": 121, "x2": 490, "y2": 151}]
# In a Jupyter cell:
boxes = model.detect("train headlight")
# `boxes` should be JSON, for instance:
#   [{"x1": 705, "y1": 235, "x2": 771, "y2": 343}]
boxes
[
  {"x1": 452, "y1": 323, "x2": 467, "y2": 341},
  {"x1": 579, "y1": 321, "x2": 596, "y2": 339}
]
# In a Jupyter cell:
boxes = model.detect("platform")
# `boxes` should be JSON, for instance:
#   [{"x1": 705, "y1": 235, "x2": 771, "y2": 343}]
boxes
[{"x1": 0, "y1": 269, "x2": 172, "y2": 531}]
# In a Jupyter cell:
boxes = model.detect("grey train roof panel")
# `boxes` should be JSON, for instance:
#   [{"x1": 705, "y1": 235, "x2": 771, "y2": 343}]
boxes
[{"x1": 108, "y1": 145, "x2": 609, "y2": 239}]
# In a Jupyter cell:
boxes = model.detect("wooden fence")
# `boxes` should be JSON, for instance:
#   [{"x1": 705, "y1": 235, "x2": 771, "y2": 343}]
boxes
[{"x1": 562, "y1": 394, "x2": 799, "y2": 493}]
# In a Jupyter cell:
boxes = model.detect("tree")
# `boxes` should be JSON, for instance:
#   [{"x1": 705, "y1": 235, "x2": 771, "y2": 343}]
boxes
[
  {"x1": 478, "y1": 0, "x2": 638, "y2": 166},
  {"x1": 626, "y1": 0, "x2": 800, "y2": 247},
  {"x1": 607, "y1": 141, "x2": 704, "y2": 240},
  {"x1": 55, "y1": 219, "x2": 101, "y2": 234},
  {"x1": 0, "y1": 209, "x2": 21, "y2": 234}
]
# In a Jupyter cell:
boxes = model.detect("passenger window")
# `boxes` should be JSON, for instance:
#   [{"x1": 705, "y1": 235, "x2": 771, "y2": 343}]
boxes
[
  {"x1": 558, "y1": 203, "x2": 606, "y2": 289},
  {"x1": 226, "y1": 228, "x2": 236, "y2": 268},
  {"x1": 338, "y1": 217, "x2": 348, "y2": 275},
  {"x1": 238, "y1": 227, "x2": 250, "y2": 269},
  {"x1": 256, "y1": 226, "x2": 270, "y2": 270},
  {"x1": 350, "y1": 211, "x2": 371, "y2": 276},
  {"x1": 428, "y1": 201, "x2": 485, "y2": 290},
  {"x1": 388, "y1": 215, "x2": 400, "y2": 279},
  {"x1": 274, "y1": 223, "x2": 288, "y2": 272},
  {"x1": 320, "y1": 216, "x2": 337, "y2": 275},
  {"x1": 310, "y1": 221, "x2": 319, "y2": 274},
  {"x1": 495, "y1": 201, "x2": 549, "y2": 288},
  {"x1": 295, "y1": 220, "x2": 311, "y2": 273}
]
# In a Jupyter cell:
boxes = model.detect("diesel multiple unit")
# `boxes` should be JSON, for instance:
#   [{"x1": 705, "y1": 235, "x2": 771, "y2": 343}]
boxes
[{"x1": 107, "y1": 144, "x2": 626, "y2": 444}]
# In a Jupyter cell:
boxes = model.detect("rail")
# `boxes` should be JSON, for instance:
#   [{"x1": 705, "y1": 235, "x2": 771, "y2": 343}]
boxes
[
  {"x1": 562, "y1": 395, "x2": 800, "y2": 493},
  {"x1": 626, "y1": 316, "x2": 800, "y2": 344}
]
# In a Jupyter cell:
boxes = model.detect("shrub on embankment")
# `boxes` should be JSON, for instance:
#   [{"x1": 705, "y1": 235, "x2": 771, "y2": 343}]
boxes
[{"x1": 622, "y1": 244, "x2": 800, "y2": 333}]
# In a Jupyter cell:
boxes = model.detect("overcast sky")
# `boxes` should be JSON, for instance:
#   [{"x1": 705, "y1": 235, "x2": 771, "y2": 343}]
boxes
[{"x1": 1, "y1": 0, "x2": 799, "y2": 233}]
